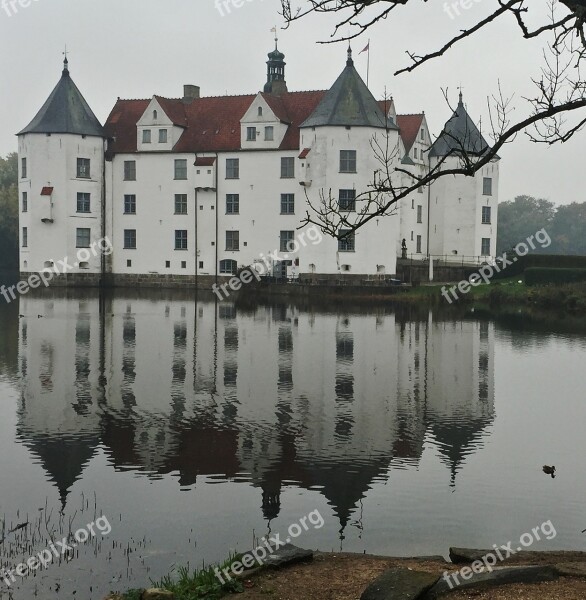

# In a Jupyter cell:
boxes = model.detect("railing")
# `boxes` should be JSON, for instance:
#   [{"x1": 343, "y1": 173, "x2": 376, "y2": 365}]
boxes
[{"x1": 400, "y1": 254, "x2": 494, "y2": 267}]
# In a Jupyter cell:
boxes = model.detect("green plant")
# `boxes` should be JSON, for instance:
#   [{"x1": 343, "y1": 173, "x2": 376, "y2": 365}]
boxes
[{"x1": 149, "y1": 554, "x2": 245, "y2": 600}]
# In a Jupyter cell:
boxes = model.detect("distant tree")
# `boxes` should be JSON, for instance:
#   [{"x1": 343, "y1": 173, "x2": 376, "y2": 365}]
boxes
[
  {"x1": 0, "y1": 153, "x2": 19, "y2": 269},
  {"x1": 497, "y1": 195, "x2": 556, "y2": 254},
  {"x1": 549, "y1": 202, "x2": 586, "y2": 254}
]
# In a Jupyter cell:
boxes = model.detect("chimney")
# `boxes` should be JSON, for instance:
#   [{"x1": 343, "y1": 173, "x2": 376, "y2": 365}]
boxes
[{"x1": 183, "y1": 85, "x2": 200, "y2": 103}]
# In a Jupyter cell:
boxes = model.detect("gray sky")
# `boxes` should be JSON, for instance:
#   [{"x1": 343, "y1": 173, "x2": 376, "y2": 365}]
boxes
[{"x1": 0, "y1": 0, "x2": 582, "y2": 206}]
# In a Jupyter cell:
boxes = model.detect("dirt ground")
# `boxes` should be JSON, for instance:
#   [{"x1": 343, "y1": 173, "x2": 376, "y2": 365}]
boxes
[{"x1": 236, "y1": 553, "x2": 586, "y2": 600}]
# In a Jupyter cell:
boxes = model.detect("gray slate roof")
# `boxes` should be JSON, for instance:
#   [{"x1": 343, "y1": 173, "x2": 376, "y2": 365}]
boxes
[
  {"x1": 429, "y1": 94, "x2": 489, "y2": 157},
  {"x1": 18, "y1": 62, "x2": 105, "y2": 137},
  {"x1": 301, "y1": 51, "x2": 396, "y2": 130}
]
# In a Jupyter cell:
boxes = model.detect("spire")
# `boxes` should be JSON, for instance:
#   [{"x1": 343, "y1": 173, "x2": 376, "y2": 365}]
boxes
[
  {"x1": 264, "y1": 36, "x2": 287, "y2": 95},
  {"x1": 62, "y1": 46, "x2": 69, "y2": 76},
  {"x1": 18, "y1": 59, "x2": 105, "y2": 137},
  {"x1": 429, "y1": 92, "x2": 490, "y2": 158},
  {"x1": 301, "y1": 46, "x2": 397, "y2": 129}
]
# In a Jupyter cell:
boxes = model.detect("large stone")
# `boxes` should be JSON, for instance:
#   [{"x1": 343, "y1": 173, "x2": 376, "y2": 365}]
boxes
[
  {"x1": 239, "y1": 543, "x2": 313, "y2": 570},
  {"x1": 360, "y1": 568, "x2": 439, "y2": 600},
  {"x1": 141, "y1": 589, "x2": 174, "y2": 600},
  {"x1": 424, "y1": 565, "x2": 559, "y2": 598}
]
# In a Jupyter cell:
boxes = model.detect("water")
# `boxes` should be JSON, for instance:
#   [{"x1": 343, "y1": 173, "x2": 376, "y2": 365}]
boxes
[{"x1": 0, "y1": 288, "x2": 585, "y2": 598}]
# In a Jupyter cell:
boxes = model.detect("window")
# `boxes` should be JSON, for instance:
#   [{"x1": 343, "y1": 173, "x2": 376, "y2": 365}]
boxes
[
  {"x1": 338, "y1": 229, "x2": 355, "y2": 252},
  {"x1": 481, "y1": 237, "x2": 491, "y2": 256},
  {"x1": 280, "y1": 230, "x2": 295, "y2": 252},
  {"x1": 414, "y1": 148, "x2": 418, "y2": 159},
  {"x1": 199, "y1": 261, "x2": 204, "y2": 269},
  {"x1": 175, "y1": 230, "x2": 188, "y2": 250},
  {"x1": 246, "y1": 127, "x2": 257, "y2": 141},
  {"x1": 77, "y1": 192, "x2": 91, "y2": 213},
  {"x1": 165, "y1": 261, "x2": 170, "y2": 268},
  {"x1": 124, "y1": 229, "x2": 136, "y2": 249},
  {"x1": 142, "y1": 129, "x2": 151, "y2": 144},
  {"x1": 258, "y1": 107, "x2": 263, "y2": 117},
  {"x1": 421, "y1": 128, "x2": 425, "y2": 140},
  {"x1": 281, "y1": 157, "x2": 295, "y2": 178},
  {"x1": 418, "y1": 184, "x2": 424, "y2": 193},
  {"x1": 417, "y1": 205, "x2": 422, "y2": 223},
  {"x1": 416, "y1": 235, "x2": 422, "y2": 253},
  {"x1": 174, "y1": 159, "x2": 187, "y2": 180},
  {"x1": 22, "y1": 227, "x2": 27, "y2": 247},
  {"x1": 226, "y1": 230, "x2": 240, "y2": 251},
  {"x1": 124, "y1": 160, "x2": 136, "y2": 181},
  {"x1": 175, "y1": 194, "x2": 188, "y2": 214},
  {"x1": 340, "y1": 150, "x2": 357, "y2": 173},
  {"x1": 220, "y1": 259, "x2": 238, "y2": 274},
  {"x1": 265, "y1": 126, "x2": 274, "y2": 141},
  {"x1": 181, "y1": 261, "x2": 186, "y2": 269},
  {"x1": 159, "y1": 129, "x2": 168, "y2": 143},
  {"x1": 339, "y1": 189, "x2": 356, "y2": 211},
  {"x1": 226, "y1": 194, "x2": 239, "y2": 214},
  {"x1": 22, "y1": 192, "x2": 27, "y2": 212},
  {"x1": 76, "y1": 228, "x2": 91, "y2": 248},
  {"x1": 226, "y1": 158, "x2": 239, "y2": 179},
  {"x1": 77, "y1": 158, "x2": 90, "y2": 179},
  {"x1": 482, "y1": 206, "x2": 492, "y2": 224},
  {"x1": 153, "y1": 110, "x2": 158, "y2": 120},
  {"x1": 127, "y1": 259, "x2": 132, "y2": 267},
  {"x1": 124, "y1": 194, "x2": 136, "y2": 214},
  {"x1": 483, "y1": 177, "x2": 492, "y2": 196},
  {"x1": 280, "y1": 193, "x2": 295, "y2": 214},
  {"x1": 21, "y1": 158, "x2": 27, "y2": 178}
]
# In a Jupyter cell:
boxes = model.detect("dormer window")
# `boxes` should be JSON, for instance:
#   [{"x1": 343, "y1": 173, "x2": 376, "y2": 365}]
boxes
[
  {"x1": 142, "y1": 129, "x2": 151, "y2": 144},
  {"x1": 159, "y1": 129, "x2": 168, "y2": 143},
  {"x1": 153, "y1": 110, "x2": 158, "y2": 120},
  {"x1": 246, "y1": 127, "x2": 257, "y2": 141},
  {"x1": 258, "y1": 107, "x2": 263, "y2": 117}
]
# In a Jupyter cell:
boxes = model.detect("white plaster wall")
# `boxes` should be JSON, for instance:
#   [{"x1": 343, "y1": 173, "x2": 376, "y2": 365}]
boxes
[{"x1": 18, "y1": 133, "x2": 105, "y2": 274}]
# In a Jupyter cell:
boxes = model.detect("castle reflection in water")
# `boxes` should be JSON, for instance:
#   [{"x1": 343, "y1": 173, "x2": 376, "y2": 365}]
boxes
[{"x1": 16, "y1": 291, "x2": 494, "y2": 531}]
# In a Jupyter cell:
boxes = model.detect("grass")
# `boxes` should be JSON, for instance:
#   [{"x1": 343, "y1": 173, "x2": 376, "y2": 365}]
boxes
[{"x1": 120, "y1": 554, "x2": 246, "y2": 600}]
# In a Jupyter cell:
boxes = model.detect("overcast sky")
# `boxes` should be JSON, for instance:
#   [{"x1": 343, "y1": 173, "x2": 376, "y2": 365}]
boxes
[{"x1": 0, "y1": 0, "x2": 582, "y2": 206}]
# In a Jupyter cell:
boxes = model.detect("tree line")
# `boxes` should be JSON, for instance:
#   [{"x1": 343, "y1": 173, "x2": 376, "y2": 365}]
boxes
[
  {"x1": 497, "y1": 195, "x2": 586, "y2": 256},
  {"x1": 0, "y1": 153, "x2": 18, "y2": 270}
]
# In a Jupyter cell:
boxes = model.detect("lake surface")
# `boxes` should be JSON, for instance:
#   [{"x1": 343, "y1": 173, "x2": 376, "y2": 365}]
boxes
[{"x1": 0, "y1": 288, "x2": 585, "y2": 598}]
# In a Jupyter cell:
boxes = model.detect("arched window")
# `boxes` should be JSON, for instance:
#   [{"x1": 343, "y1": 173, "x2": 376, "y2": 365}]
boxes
[
  {"x1": 257, "y1": 107, "x2": 263, "y2": 117},
  {"x1": 219, "y1": 259, "x2": 237, "y2": 274},
  {"x1": 153, "y1": 110, "x2": 158, "y2": 120}
]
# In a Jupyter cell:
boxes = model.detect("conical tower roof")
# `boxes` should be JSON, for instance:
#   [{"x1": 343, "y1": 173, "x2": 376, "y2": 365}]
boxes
[
  {"x1": 429, "y1": 92, "x2": 489, "y2": 157},
  {"x1": 301, "y1": 47, "x2": 396, "y2": 129},
  {"x1": 18, "y1": 59, "x2": 105, "y2": 137}
]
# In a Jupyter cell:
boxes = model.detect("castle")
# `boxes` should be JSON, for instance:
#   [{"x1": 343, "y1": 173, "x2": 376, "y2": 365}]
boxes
[{"x1": 17, "y1": 44, "x2": 499, "y2": 286}]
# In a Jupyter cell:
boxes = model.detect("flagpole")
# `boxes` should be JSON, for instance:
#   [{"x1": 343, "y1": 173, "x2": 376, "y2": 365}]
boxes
[{"x1": 366, "y1": 39, "x2": 370, "y2": 87}]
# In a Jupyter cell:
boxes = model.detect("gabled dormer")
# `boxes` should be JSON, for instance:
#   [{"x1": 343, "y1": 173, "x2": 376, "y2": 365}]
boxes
[
  {"x1": 240, "y1": 92, "x2": 289, "y2": 150},
  {"x1": 136, "y1": 96, "x2": 186, "y2": 152},
  {"x1": 396, "y1": 113, "x2": 430, "y2": 165}
]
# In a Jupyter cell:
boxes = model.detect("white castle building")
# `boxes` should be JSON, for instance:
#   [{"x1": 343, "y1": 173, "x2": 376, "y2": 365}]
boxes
[{"x1": 17, "y1": 45, "x2": 499, "y2": 286}]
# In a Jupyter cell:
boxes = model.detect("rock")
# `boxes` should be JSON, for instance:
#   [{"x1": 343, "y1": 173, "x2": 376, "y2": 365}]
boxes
[
  {"x1": 240, "y1": 543, "x2": 313, "y2": 570},
  {"x1": 449, "y1": 548, "x2": 490, "y2": 564},
  {"x1": 424, "y1": 565, "x2": 559, "y2": 598},
  {"x1": 141, "y1": 589, "x2": 174, "y2": 600},
  {"x1": 360, "y1": 568, "x2": 439, "y2": 600}
]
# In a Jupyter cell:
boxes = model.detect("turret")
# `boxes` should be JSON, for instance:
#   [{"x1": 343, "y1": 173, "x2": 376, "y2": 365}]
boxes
[{"x1": 17, "y1": 58, "x2": 107, "y2": 280}]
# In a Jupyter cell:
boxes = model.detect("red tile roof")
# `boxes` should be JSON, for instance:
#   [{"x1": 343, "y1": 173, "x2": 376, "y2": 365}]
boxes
[
  {"x1": 40, "y1": 187, "x2": 54, "y2": 195},
  {"x1": 298, "y1": 148, "x2": 311, "y2": 159},
  {"x1": 194, "y1": 156, "x2": 216, "y2": 166},
  {"x1": 104, "y1": 91, "x2": 326, "y2": 156},
  {"x1": 397, "y1": 114, "x2": 424, "y2": 153}
]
